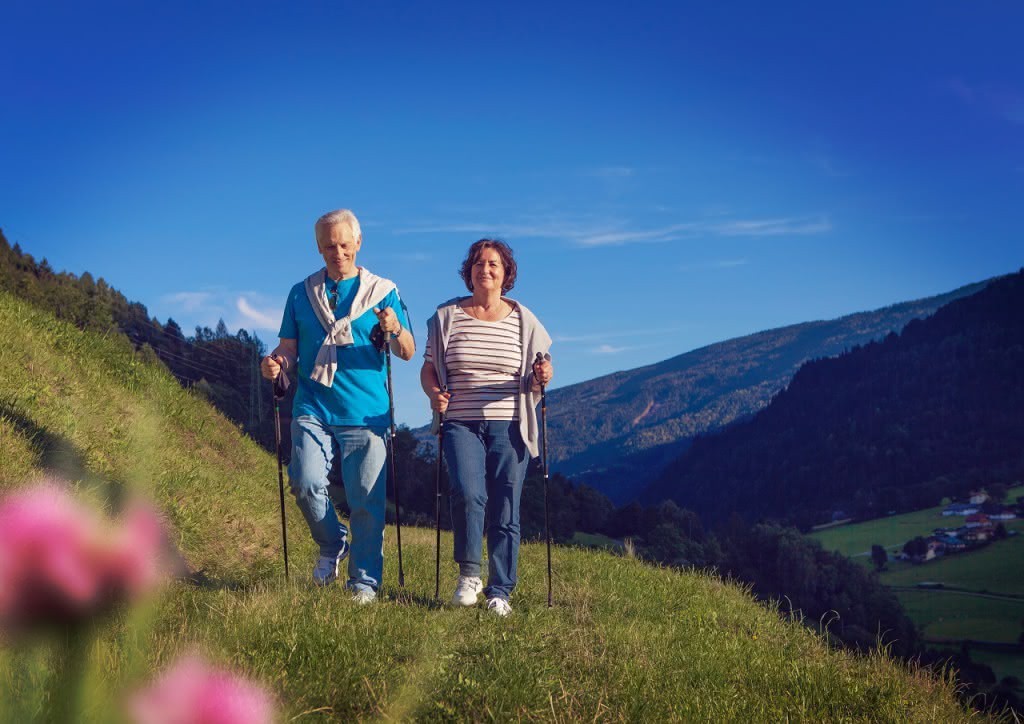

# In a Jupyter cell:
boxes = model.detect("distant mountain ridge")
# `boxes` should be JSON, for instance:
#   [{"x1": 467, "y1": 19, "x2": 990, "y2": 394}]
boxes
[
  {"x1": 539, "y1": 279, "x2": 992, "y2": 503},
  {"x1": 641, "y1": 267, "x2": 1024, "y2": 526}
]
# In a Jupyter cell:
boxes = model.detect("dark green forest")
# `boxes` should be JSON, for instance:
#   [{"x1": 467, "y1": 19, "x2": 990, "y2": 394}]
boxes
[{"x1": 644, "y1": 268, "x2": 1024, "y2": 529}]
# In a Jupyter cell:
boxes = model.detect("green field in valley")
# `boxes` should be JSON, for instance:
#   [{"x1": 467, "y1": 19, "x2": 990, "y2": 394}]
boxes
[
  {"x1": 881, "y1": 534, "x2": 1024, "y2": 596},
  {"x1": 896, "y1": 590, "x2": 1024, "y2": 643},
  {"x1": 809, "y1": 489, "x2": 1024, "y2": 686},
  {"x1": 809, "y1": 487, "x2": 1024, "y2": 562}
]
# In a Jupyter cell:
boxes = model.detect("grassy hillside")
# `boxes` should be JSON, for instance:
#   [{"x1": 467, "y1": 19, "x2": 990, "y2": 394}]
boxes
[
  {"x1": 0, "y1": 293, "x2": 300, "y2": 582},
  {"x1": 0, "y1": 291, "x2": 992, "y2": 721}
]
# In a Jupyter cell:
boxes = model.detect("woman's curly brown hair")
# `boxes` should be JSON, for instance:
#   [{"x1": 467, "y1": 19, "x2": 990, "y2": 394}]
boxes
[{"x1": 459, "y1": 239, "x2": 517, "y2": 293}]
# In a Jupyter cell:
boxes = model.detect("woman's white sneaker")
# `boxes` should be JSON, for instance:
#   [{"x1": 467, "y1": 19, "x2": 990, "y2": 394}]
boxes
[
  {"x1": 451, "y1": 576, "x2": 483, "y2": 606},
  {"x1": 351, "y1": 589, "x2": 376, "y2": 605},
  {"x1": 486, "y1": 598, "x2": 512, "y2": 617},
  {"x1": 311, "y1": 542, "x2": 349, "y2": 586}
]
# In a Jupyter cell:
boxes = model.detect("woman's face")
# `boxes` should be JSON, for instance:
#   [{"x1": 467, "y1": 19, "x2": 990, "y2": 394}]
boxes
[{"x1": 472, "y1": 247, "x2": 505, "y2": 293}]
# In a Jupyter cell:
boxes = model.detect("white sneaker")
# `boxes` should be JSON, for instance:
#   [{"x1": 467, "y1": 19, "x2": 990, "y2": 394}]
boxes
[
  {"x1": 351, "y1": 589, "x2": 376, "y2": 605},
  {"x1": 451, "y1": 576, "x2": 483, "y2": 606},
  {"x1": 486, "y1": 598, "x2": 512, "y2": 617},
  {"x1": 312, "y1": 543, "x2": 349, "y2": 586}
]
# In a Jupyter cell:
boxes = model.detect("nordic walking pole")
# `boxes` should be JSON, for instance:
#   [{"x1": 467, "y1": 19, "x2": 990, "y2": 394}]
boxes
[
  {"x1": 434, "y1": 388, "x2": 447, "y2": 599},
  {"x1": 271, "y1": 362, "x2": 291, "y2": 582},
  {"x1": 384, "y1": 331, "x2": 405, "y2": 588},
  {"x1": 535, "y1": 352, "x2": 553, "y2": 607}
]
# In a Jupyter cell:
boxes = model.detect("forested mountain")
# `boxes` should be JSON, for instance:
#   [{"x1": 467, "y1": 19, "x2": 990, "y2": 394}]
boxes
[
  {"x1": 0, "y1": 229, "x2": 280, "y2": 449},
  {"x1": 642, "y1": 268, "x2": 1024, "y2": 528},
  {"x1": 540, "y1": 279, "x2": 990, "y2": 503}
]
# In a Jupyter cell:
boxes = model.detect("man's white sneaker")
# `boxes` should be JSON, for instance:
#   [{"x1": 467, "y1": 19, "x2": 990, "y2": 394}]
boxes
[
  {"x1": 486, "y1": 598, "x2": 512, "y2": 617},
  {"x1": 351, "y1": 589, "x2": 376, "y2": 605},
  {"x1": 451, "y1": 576, "x2": 483, "y2": 606},
  {"x1": 312, "y1": 544, "x2": 349, "y2": 586}
]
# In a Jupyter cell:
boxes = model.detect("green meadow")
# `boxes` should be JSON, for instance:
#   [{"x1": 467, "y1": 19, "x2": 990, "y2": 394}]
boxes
[
  {"x1": 809, "y1": 490, "x2": 1024, "y2": 563},
  {"x1": 809, "y1": 489, "x2": 1024, "y2": 687},
  {"x1": 0, "y1": 291, "x2": 993, "y2": 722},
  {"x1": 896, "y1": 590, "x2": 1024, "y2": 643},
  {"x1": 882, "y1": 535, "x2": 1024, "y2": 596}
]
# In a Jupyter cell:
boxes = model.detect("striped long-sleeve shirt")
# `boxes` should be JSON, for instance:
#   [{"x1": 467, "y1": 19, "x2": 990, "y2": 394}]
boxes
[{"x1": 424, "y1": 306, "x2": 522, "y2": 421}]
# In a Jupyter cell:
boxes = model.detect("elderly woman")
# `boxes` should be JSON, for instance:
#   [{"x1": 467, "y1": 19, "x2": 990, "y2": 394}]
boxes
[{"x1": 420, "y1": 239, "x2": 553, "y2": 616}]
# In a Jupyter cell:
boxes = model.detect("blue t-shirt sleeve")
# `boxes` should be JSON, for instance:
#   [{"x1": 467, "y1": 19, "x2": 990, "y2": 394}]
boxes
[{"x1": 278, "y1": 286, "x2": 298, "y2": 339}]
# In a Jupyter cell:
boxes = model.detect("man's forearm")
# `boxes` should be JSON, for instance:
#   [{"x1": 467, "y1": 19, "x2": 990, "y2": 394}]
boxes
[{"x1": 390, "y1": 327, "x2": 416, "y2": 361}]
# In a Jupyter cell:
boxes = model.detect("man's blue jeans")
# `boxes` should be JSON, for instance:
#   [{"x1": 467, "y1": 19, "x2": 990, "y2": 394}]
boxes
[
  {"x1": 289, "y1": 415, "x2": 387, "y2": 593},
  {"x1": 442, "y1": 419, "x2": 530, "y2": 601}
]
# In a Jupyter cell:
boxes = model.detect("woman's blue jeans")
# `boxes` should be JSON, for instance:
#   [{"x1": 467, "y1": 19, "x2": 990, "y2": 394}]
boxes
[
  {"x1": 442, "y1": 419, "x2": 530, "y2": 601},
  {"x1": 288, "y1": 415, "x2": 387, "y2": 593}
]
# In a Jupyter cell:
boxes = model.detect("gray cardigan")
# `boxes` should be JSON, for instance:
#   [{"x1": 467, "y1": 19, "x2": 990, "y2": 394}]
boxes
[{"x1": 425, "y1": 296, "x2": 552, "y2": 458}]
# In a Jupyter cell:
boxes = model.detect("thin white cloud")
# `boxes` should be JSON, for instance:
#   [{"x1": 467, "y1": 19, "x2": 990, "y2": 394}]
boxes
[
  {"x1": 591, "y1": 344, "x2": 630, "y2": 355},
  {"x1": 395, "y1": 221, "x2": 586, "y2": 239},
  {"x1": 164, "y1": 291, "x2": 213, "y2": 312},
  {"x1": 395, "y1": 214, "x2": 830, "y2": 248},
  {"x1": 160, "y1": 289, "x2": 283, "y2": 337},
  {"x1": 236, "y1": 297, "x2": 280, "y2": 330},
  {"x1": 678, "y1": 258, "x2": 749, "y2": 272},
  {"x1": 577, "y1": 216, "x2": 830, "y2": 246},
  {"x1": 575, "y1": 223, "x2": 698, "y2": 247},
  {"x1": 711, "y1": 217, "x2": 832, "y2": 236},
  {"x1": 555, "y1": 325, "x2": 692, "y2": 344}
]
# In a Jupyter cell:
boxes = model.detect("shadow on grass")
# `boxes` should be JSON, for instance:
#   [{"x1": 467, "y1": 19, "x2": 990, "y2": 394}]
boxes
[
  {"x1": 182, "y1": 574, "x2": 452, "y2": 611},
  {"x1": 183, "y1": 569, "x2": 253, "y2": 591},
  {"x1": 383, "y1": 588, "x2": 450, "y2": 610},
  {"x1": 1, "y1": 398, "x2": 128, "y2": 504}
]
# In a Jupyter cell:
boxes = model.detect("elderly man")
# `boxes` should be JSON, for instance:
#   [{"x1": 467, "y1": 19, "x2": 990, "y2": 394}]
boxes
[{"x1": 261, "y1": 209, "x2": 415, "y2": 603}]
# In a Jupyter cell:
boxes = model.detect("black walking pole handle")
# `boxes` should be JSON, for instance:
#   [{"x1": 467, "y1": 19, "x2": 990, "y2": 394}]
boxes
[{"x1": 269, "y1": 355, "x2": 291, "y2": 400}]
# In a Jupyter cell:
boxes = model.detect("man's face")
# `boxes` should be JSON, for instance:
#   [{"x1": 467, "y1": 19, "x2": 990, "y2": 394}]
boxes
[{"x1": 316, "y1": 222, "x2": 361, "y2": 279}]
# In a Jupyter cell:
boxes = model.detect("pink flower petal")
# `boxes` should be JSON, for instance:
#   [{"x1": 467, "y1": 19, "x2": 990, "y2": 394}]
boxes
[
  {"x1": 130, "y1": 655, "x2": 276, "y2": 724},
  {"x1": 0, "y1": 481, "x2": 170, "y2": 631}
]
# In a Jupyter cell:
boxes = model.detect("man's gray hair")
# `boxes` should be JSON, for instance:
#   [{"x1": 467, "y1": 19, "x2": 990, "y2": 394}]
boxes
[{"x1": 315, "y1": 209, "x2": 362, "y2": 241}]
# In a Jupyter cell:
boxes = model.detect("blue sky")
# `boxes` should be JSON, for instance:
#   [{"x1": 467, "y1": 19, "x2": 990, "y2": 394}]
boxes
[{"x1": 2, "y1": 2, "x2": 1022, "y2": 427}]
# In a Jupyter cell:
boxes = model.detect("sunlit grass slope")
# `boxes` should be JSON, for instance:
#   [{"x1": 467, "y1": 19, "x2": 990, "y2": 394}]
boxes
[
  {"x1": 0, "y1": 291, "x2": 991, "y2": 721},
  {"x1": 0, "y1": 290, "x2": 312, "y2": 581}
]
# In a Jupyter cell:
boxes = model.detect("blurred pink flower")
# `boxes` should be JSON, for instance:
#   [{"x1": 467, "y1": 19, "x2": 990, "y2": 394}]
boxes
[
  {"x1": 0, "y1": 480, "x2": 170, "y2": 633},
  {"x1": 107, "y1": 504, "x2": 169, "y2": 597},
  {"x1": 129, "y1": 654, "x2": 276, "y2": 724}
]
